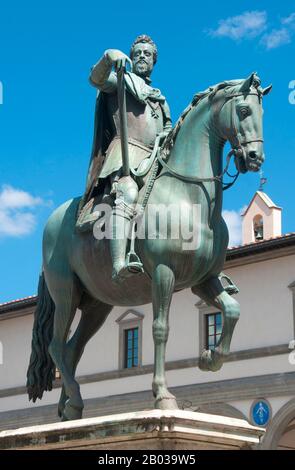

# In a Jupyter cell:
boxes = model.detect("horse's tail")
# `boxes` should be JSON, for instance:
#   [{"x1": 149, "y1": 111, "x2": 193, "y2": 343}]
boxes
[{"x1": 26, "y1": 272, "x2": 56, "y2": 402}]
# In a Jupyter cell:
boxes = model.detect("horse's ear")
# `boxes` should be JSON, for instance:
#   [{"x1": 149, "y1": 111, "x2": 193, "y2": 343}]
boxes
[
  {"x1": 262, "y1": 84, "x2": 272, "y2": 96},
  {"x1": 240, "y1": 72, "x2": 257, "y2": 92}
]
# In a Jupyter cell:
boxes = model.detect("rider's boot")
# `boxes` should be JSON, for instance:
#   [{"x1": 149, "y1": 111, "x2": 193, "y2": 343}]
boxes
[{"x1": 110, "y1": 176, "x2": 144, "y2": 282}]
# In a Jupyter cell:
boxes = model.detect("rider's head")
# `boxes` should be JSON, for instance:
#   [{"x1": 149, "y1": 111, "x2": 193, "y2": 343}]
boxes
[{"x1": 130, "y1": 35, "x2": 157, "y2": 78}]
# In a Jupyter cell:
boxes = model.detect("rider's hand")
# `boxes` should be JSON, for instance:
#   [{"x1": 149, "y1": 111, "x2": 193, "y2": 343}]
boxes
[
  {"x1": 104, "y1": 49, "x2": 132, "y2": 72},
  {"x1": 157, "y1": 131, "x2": 169, "y2": 144}
]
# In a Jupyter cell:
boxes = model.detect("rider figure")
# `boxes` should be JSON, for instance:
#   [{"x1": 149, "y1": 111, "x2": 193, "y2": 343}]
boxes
[{"x1": 80, "y1": 35, "x2": 172, "y2": 281}]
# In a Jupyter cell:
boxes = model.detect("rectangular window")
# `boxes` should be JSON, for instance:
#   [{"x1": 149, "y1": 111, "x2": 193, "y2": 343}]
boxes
[
  {"x1": 206, "y1": 312, "x2": 222, "y2": 350},
  {"x1": 124, "y1": 327, "x2": 139, "y2": 368}
]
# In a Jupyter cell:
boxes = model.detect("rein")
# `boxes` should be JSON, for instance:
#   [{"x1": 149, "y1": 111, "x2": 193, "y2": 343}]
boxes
[{"x1": 157, "y1": 148, "x2": 236, "y2": 187}]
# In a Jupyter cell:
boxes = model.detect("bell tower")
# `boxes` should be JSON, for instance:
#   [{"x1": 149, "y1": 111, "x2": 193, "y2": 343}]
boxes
[{"x1": 242, "y1": 191, "x2": 282, "y2": 244}]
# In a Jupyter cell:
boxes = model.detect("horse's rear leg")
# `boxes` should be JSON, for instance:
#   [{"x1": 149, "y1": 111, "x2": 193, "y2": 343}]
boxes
[
  {"x1": 58, "y1": 296, "x2": 113, "y2": 418},
  {"x1": 48, "y1": 278, "x2": 83, "y2": 421},
  {"x1": 192, "y1": 276, "x2": 240, "y2": 372},
  {"x1": 152, "y1": 264, "x2": 178, "y2": 410}
]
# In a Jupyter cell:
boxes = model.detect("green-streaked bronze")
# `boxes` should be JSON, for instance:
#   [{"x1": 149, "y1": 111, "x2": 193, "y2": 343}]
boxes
[{"x1": 27, "y1": 68, "x2": 271, "y2": 421}]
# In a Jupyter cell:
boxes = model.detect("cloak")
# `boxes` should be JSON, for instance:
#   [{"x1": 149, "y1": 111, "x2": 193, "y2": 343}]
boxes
[{"x1": 83, "y1": 91, "x2": 112, "y2": 206}]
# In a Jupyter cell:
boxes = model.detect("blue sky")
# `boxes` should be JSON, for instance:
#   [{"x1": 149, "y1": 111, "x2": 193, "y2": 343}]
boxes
[{"x1": 0, "y1": 1, "x2": 295, "y2": 302}]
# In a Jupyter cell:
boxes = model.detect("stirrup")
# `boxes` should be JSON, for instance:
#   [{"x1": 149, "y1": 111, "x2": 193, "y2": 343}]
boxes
[
  {"x1": 224, "y1": 285, "x2": 239, "y2": 296},
  {"x1": 219, "y1": 273, "x2": 239, "y2": 295},
  {"x1": 126, "y1": 251, "x2": 144, "y2": 274}
]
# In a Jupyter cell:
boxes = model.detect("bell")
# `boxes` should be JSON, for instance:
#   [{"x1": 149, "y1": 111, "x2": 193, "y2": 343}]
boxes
[{"x1": 254, "y1": 225, "x2": 263, "y2": 241}]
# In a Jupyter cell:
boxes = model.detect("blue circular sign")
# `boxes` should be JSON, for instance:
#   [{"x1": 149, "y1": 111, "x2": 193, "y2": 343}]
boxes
[{"x1": 251, "y1": 399, "x2": 271, "y2": 426}]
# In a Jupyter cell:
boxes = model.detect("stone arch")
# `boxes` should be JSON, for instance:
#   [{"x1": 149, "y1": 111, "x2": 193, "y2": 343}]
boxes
[{"x1": 261, "y1": 397, "x2": 295, "y2": 449}]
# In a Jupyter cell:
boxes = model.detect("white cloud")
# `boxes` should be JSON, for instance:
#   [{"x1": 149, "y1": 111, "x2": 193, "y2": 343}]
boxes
[
  {"x1": 0, "y1": 185, "x2": 47, "y2": 237},
  {"x1": 0, "y1": 185, "x2": 43, "y2": 209},
  {"x1": 209, "y1": 10, "x2": 295, "y2": 50},
  {"x1": 281, "y1": 13, "x2": 295, "y2": 26},
  {"x1": 222, "y1": 207, "x2": 246, "y2": 247},
  {"x1": 209, "y1": 11, "x2": 267, "y2": 40},
  {"x1": 261, "y1": 28, "x2": 291, "y2": 49}
]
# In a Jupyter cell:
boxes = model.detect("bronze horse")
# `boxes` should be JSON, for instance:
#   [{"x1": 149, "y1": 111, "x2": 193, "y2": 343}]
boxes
[{"x1": 27, "y1": 73, "x2": 271, "y2": 420}]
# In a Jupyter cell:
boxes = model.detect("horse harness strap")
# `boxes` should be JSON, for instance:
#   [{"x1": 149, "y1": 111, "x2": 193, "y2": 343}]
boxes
[
  {"x1": 225, "y1": 93, "x2": 264, "y2": 153},
  {"x1": 156, "y1": 149, "x2": 236, "y2": 185}
]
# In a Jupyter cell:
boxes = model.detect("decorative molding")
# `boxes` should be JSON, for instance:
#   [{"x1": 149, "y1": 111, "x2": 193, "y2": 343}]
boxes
[
  {"x1": 0, "y1": 409, "x2": 263, "y2": 450},
  {"x1": 0, "y1": 343, "x2": 290, "y2": 400},
  {"x1": 1, "y1": 372, "x2": 295, "y2": 437},
  {"x1": 225, "y1": 244, "x2": 295, "y2": 268},
  {"x1": 116, "y1": 309, "x2": 144, "y2": 323},
  {"x1": 0, "y1": 306, "x2": 35, "y2": 321},
  {"x1": 0, "y1": 297, "x2": 37, "y2": 317}
]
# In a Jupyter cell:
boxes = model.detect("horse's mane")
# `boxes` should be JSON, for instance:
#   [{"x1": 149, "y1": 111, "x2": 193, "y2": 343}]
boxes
[{"x1": 162, "y1": 78, "x2": 249, "y2": 153}]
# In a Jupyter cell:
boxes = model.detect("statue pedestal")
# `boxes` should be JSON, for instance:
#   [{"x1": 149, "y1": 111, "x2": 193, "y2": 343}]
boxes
[{"x1": 0, "y1": 409, "x2": 264, "y2": 450}]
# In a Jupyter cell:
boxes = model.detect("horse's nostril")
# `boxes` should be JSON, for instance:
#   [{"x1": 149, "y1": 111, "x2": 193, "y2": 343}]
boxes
[{"x1": 248, "y1": 151, "x2": 257, "y2": 160}]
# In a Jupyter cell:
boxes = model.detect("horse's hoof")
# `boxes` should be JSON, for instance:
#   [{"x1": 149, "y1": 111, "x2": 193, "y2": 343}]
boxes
[
  {"x1": 62, "y1": 399, "x2": 83, "y2": 421},
  {"x1": 155, "y1": 396, "x2": 179, "y2": 410},
  {"x1": 199, "y1": 349, "x2": 224, "y2": 372}
]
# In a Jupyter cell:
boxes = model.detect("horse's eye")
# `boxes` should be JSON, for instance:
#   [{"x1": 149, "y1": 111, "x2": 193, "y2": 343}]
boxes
[{"x1": 238, "y1": 105, "x2": 251, "y2": 118}]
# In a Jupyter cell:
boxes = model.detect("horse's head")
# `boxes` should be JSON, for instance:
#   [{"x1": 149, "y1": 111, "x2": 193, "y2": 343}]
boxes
[{"x1": 217, "y1": 72, "x2": 272, "y2": 174}]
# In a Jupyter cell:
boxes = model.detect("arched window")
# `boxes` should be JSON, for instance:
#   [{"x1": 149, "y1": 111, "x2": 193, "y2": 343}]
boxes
[{"x1": 253, "y1": 214, "x2": 264, "y2": 241}]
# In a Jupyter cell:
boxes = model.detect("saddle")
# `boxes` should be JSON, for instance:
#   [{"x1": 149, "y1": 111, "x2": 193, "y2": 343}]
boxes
[{"x1": 76, "y1": 134, "x2": 163, "y2": 233}]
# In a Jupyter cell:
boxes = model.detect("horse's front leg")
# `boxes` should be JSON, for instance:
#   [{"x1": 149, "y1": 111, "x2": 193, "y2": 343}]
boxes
[
  {"x1": 152, "y1": 264, "x2": 178, "y2": 410},
  {"x1": 192, "y1": 275, "x2": 240, "y2": 372}
]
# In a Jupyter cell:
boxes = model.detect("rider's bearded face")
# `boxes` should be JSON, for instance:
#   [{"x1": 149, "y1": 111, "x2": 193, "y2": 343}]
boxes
[{"x1": 132, "y1": 43, "x2": 154, "y2": 78}]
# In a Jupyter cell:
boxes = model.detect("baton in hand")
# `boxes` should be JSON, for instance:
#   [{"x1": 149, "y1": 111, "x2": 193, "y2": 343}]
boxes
[{"x1": 117, "y1": 66, "x2": 130, "y2": 177}]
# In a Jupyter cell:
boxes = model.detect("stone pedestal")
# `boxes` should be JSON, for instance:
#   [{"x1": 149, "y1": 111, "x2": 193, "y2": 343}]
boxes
[{"x1": 0, "y1": 409, "x2": 264, "y2": 450}]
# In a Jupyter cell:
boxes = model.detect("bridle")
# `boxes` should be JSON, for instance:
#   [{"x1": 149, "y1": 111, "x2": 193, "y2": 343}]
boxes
[
  {"x1": 223, "y1": 92, "x2": 264, "y2": 156},
  {"x1": 156, "y1": 91, "x2": 264, "y2": 191}
]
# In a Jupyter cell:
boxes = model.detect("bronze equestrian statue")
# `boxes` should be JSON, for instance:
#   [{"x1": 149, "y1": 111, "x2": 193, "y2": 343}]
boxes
[{"x1": 26, "y1": 36, "x2": 271, "y2": 421}]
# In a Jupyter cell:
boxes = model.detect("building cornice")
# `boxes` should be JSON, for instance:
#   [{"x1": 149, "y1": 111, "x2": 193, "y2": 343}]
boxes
[
  {"x1": 1, "y1": 369, "x2": 295, "y2": 433},
  {"x1": 225, "y1": 233, "x2": 295, "y2": 268},
  {"x1": 0, "y1": 296, "x2": 37, "y2": 317},
  {"x1": 0, "y1": 343, "x2": 289, "y2": 399}
]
